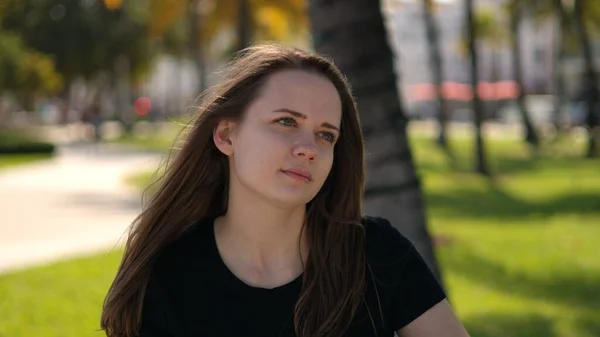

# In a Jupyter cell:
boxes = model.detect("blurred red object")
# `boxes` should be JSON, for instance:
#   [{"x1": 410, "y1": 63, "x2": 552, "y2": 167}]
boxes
[
  {"x1": 407, "y1": 81, "x2": 520, "y2": 101},
  {"x1": 134, "y1": 97, "x2": 152, "y2": 116}
]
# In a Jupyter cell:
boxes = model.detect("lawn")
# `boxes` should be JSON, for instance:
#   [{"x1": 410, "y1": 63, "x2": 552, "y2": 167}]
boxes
[
  {"x1": 0, "y1": 129, "x2": 56, "y2": 170},
  {"x1": 0, "y1": 250, "x2": 123, "y2": 337},
  {"x1": 410, "y1": 136, "x2": 600, "y2": 337},
  {"x1": 0, "y1": 153, "x2": 54, "y2": 171},
  {"x1": 1, "y1": 131, "x2": 599, "y2": 337},
  {"x1": 107, "y1": 121, "x2": 186, "y2": 153}
]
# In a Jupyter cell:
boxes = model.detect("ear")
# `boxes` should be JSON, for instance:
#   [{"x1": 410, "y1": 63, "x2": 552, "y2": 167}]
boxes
[{"x1": 213, "y1": 120, "x2": 236, "y2": 156}]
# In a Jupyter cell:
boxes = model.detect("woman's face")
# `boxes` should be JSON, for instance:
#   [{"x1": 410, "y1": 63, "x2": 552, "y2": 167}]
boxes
[{"x1": 214, "y1": 69, "x2": 342, "y2": 208}]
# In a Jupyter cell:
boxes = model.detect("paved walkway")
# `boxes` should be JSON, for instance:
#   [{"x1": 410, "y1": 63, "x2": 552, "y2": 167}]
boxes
[{"x1": 0, "y1": 143, "x2": 163, "y2": 274}]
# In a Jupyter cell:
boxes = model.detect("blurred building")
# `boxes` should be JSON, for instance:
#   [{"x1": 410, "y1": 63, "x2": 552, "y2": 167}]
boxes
[{"x1": 385, "y1": 0, "x2": 600, "y2": 119}]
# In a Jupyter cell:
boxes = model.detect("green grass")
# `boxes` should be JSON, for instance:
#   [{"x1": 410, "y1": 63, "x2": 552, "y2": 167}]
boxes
[
  {"x1": 108, "y1": 122, "x2": 185, "y2": 153},
  {"x1": 410, "y1": 136, "x2": 600, "y2": 337},
  {"x1": 1, "y1": 133, "x2": 599, "y2": 337},
  {"x1": 124, "y1": 170, "x2": 156, "y2": 190},
  {"x1": 0, "y1": 153, "x2": 54, "y2": 171},
  {"x1": 0, "y1": 250, "x2": 123, "y2": 337},
  {"x1": 109, "y1": 134, "x2": 176, "y2": 153}
]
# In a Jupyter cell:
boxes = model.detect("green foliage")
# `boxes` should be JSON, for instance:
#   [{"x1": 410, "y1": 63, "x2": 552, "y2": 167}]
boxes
[
  {"x1": 0, "y1": 153, "x2": 53, "y2": 170},
  {"x1": 475, "y1": 9, "x2": 509, "y2": 47},
  {"x1": 1, "y1": 0, "x2": 155, "y2": 85},
  {"x1": 458, "y1": 7, "x2": 509, "y2": 56},
  {"x1": 0, "y1": 130, "x2": 56, "y2": 154},
  {"x1": 0, "y1": 250, "x2": 124, "y2": 337},
  {"x1": 0, "y1": 31, "x2": 63, "y2": 100},
  {"x1": 522, "y1": 0, "x2": 600, "y2": 55},
  {"x1": 149, "y1": 0, "x2": 308, "y2": 59}
]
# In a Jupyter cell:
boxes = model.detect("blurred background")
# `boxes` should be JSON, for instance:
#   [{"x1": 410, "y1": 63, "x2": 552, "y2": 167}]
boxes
[{"x1": 0, "y1": 0, "x2": 599, "y2": 336}]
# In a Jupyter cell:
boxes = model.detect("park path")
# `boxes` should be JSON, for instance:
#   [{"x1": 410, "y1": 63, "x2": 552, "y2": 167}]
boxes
[{"x1": 0, "y1": 143, "x2": 163, "y2": 274}]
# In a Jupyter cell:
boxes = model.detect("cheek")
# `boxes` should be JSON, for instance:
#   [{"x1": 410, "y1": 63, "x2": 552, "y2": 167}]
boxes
[
  {"x1": 318, "y1": 149, "x2": 335, "y2": 177},
  {"x1": 233, "y1": 130, "x2": 286, "y2": 170}
]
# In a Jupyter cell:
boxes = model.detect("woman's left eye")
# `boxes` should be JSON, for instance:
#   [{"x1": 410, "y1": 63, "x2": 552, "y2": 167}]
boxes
[
  {"x1": 319, "y1": 132, "x2": 336, "y2": 143},
  {"x1": 276, "y1": 117, "x2": 296, "y2": 127}
]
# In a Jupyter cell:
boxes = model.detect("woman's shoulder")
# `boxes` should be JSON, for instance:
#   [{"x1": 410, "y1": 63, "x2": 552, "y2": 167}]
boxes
[
  {"x1": 153, "y1": 218, "x2": 214, "y2": 274},
  {"x1": 361, "y1": 215, "x2": 414, "y2": 266},
  {"x1": 361, "y1": 216, "x2": 447, "y2": 330}
]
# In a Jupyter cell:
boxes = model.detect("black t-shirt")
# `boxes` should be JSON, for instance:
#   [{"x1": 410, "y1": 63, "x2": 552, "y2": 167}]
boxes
[{"x1": 139, "y1": 216, "x2": 446, "y2": 336}]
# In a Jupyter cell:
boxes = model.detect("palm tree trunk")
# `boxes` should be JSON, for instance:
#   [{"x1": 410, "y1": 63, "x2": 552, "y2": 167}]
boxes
[
  {"x1": 190, "y1": 0, "x2": 206, "y2": 93},
  {"x1": 573, "y1": 0, "x2": 600, "y2": 158},
  {"x1": 553, "y1": 0, "x2": 568, "y2": 133},
  {"x1": 237, "y1": 0, "x2": 251, "y2": 51},
  {"x1": 510, "y1": 0, "x2": 539, "y2": 147},
  {"x1": 489, "y1": 49, "x2": 499, "y2": 119},
  {"x1": 423, "y1": 0, "x2": 450, "y2": 150},
  {"x1": 465, "y1": 0, "x2": 491, "y2": 174},
  {"x1": 307, "y1": 0, "x2": 445, "y2": 287}
]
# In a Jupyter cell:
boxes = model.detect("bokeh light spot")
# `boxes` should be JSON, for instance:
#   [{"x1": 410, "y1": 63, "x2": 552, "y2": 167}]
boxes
[
  {"x1": 50, "y1": 4, "x2": 66, "y2": 21},
  {"x1": 103, "y1": 0, "x2": 123, "y2": 11},
  {"x1": 134, "y1": 97, "x2": 152, "y2": 116}
]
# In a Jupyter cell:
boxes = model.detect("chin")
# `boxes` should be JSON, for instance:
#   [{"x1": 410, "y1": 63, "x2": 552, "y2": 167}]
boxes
[
  {"x1": 268, "y1": 190, "x2": 317, "y2": 209},
  {"x1": 240, "y1": 175, "x2": 321, "y2": 209}
]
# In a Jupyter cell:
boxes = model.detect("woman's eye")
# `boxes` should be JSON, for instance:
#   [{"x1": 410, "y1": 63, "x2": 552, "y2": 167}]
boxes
[
  {"x1": 277, "y1": 117, "x2": 296, "y2": 127},
  {"x1": 319, "y1": 132, "x2": 336, "y2": 143}
]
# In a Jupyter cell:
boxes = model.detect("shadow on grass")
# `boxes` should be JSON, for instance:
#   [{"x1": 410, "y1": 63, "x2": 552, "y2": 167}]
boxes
[
  {"x1": 0, "y1": 153, "x2": 55, "y2": 171},
  {"x1": 463, "y1": 312, "x2": 600, "y2": 337},
  {"x1": 417, "y1": 152, "x2": 594, "y2": 176},
  {"x1": 577, "y1": 316, "x2": 600, "y2": 337},
  {"x1": 413, "y1": 136, "x2": 592, "y2": 177},
  {"x1": 425, "y1": 184, "x2": 600, "y2": 221},
  {"x1": 464, "y1": 313, "x2": 555, "y2": 337},
  {"x1": 443, "y1": 245, "x2": 600, "y2": 312}
]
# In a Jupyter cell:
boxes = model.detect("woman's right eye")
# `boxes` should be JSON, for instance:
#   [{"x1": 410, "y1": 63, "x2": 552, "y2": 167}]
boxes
[{"x1": 276, "y1": 117, "x2": 297, "y2": 127}]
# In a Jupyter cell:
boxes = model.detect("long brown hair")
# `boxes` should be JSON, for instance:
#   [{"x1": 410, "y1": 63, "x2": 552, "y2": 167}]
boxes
[{"x1": 101, "y1": 43, "x2": 366, "y2": 337}]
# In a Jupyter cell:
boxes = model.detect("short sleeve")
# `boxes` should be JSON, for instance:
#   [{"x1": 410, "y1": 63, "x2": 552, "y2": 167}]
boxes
[
  {"x1": 362, "y1": 216, "x2": 446, "y2": 331},
  {"x1": 388, "y1": 244, "x2": 446, "y2": 330}
]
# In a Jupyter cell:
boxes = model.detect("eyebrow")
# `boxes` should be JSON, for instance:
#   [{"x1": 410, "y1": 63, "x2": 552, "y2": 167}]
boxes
[{"x1": 272, "y1": 108, "x2": 340, "y2": 133}]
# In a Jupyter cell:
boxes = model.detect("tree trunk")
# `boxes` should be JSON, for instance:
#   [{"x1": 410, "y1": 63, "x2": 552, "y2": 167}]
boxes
[
  {"x1": 190, "y1": 0, "x2": 207, "y2": 93},
  {"x1": 307, "y1": 0, "x2": 445, "y2": 287},
  {"x1": 510, "y1": 0, "x2": 539, "y2": 147},
  {"x1": 489, "y1": 48, "x2": 499, "y2": 119},
  {"x1": 465, "y1": 0, "x2": 491, "y2": 174},
  {"x1": 59, "y1": 85, "x2": 71, "y2": 125},
  {"x1": 116, "y1": 54, "x2": 132, "y2": 136},
  {"x1": 573, "y1": 0, "x2": 600, "y2": 158},
  {"x1": 423, "y1": 0, "x2": 450, "y2": 150},
  {"x1": 237, "y1": 0, "x2": 252, "y2": 51},
  {"x1": 552, "y1": 0, "x2": 568, "y2": 133},
  {"x1": 0, "y1": 98, "x2": 8, "y2": 127}
]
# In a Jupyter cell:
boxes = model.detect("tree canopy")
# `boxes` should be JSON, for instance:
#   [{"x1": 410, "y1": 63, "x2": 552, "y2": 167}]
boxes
[
  {"x1": 0, "y1": 31, "x2": 62, "y2": 107},
  {"x1": 1, "y1": 0, "x2": 154, "y2": 86}
]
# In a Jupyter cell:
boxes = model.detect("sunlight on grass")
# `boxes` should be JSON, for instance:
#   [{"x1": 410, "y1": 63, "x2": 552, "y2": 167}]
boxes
[
  {"x1": 108, "y1": 121, "x2": 186, "y2": 153},
  {"x1": 410, "y1": 136, "x2": 600, "y2": 337},
  {"x1": 0, "y1": 250, "x2": 123, "y2": 337},
  {"x1": 0, "y1": 153, "x2": 54, "y2": 171}
]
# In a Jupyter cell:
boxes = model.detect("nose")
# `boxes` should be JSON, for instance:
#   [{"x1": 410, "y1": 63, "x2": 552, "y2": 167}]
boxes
[{"x1": 292, "y1": 138, "x2": 318, "y2": 161}]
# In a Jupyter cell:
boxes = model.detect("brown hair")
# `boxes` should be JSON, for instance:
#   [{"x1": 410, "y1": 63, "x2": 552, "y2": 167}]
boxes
[{"x1": 100, "y1": 43, "x2": 366, "y2": 337}]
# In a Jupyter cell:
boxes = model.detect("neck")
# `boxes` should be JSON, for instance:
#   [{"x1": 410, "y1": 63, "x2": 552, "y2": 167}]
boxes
[{"x1": 214, "y1": 180, "x2": 309, "y2": 283}]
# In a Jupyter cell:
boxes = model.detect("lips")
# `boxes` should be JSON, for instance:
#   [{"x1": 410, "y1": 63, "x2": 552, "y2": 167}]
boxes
[{"x1": 281, "y1": 168, "x2": 312, "y2": 182}]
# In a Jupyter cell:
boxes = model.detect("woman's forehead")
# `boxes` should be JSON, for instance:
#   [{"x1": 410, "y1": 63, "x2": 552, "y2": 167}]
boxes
[{"x1": 253, "y1": 70, "x2": 342, "y2": 121}]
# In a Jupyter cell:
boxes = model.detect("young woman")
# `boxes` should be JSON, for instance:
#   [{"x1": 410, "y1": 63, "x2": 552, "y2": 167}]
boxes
[{"x1": 101, "y1": 43, "x2": 470, "y2": 337}]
